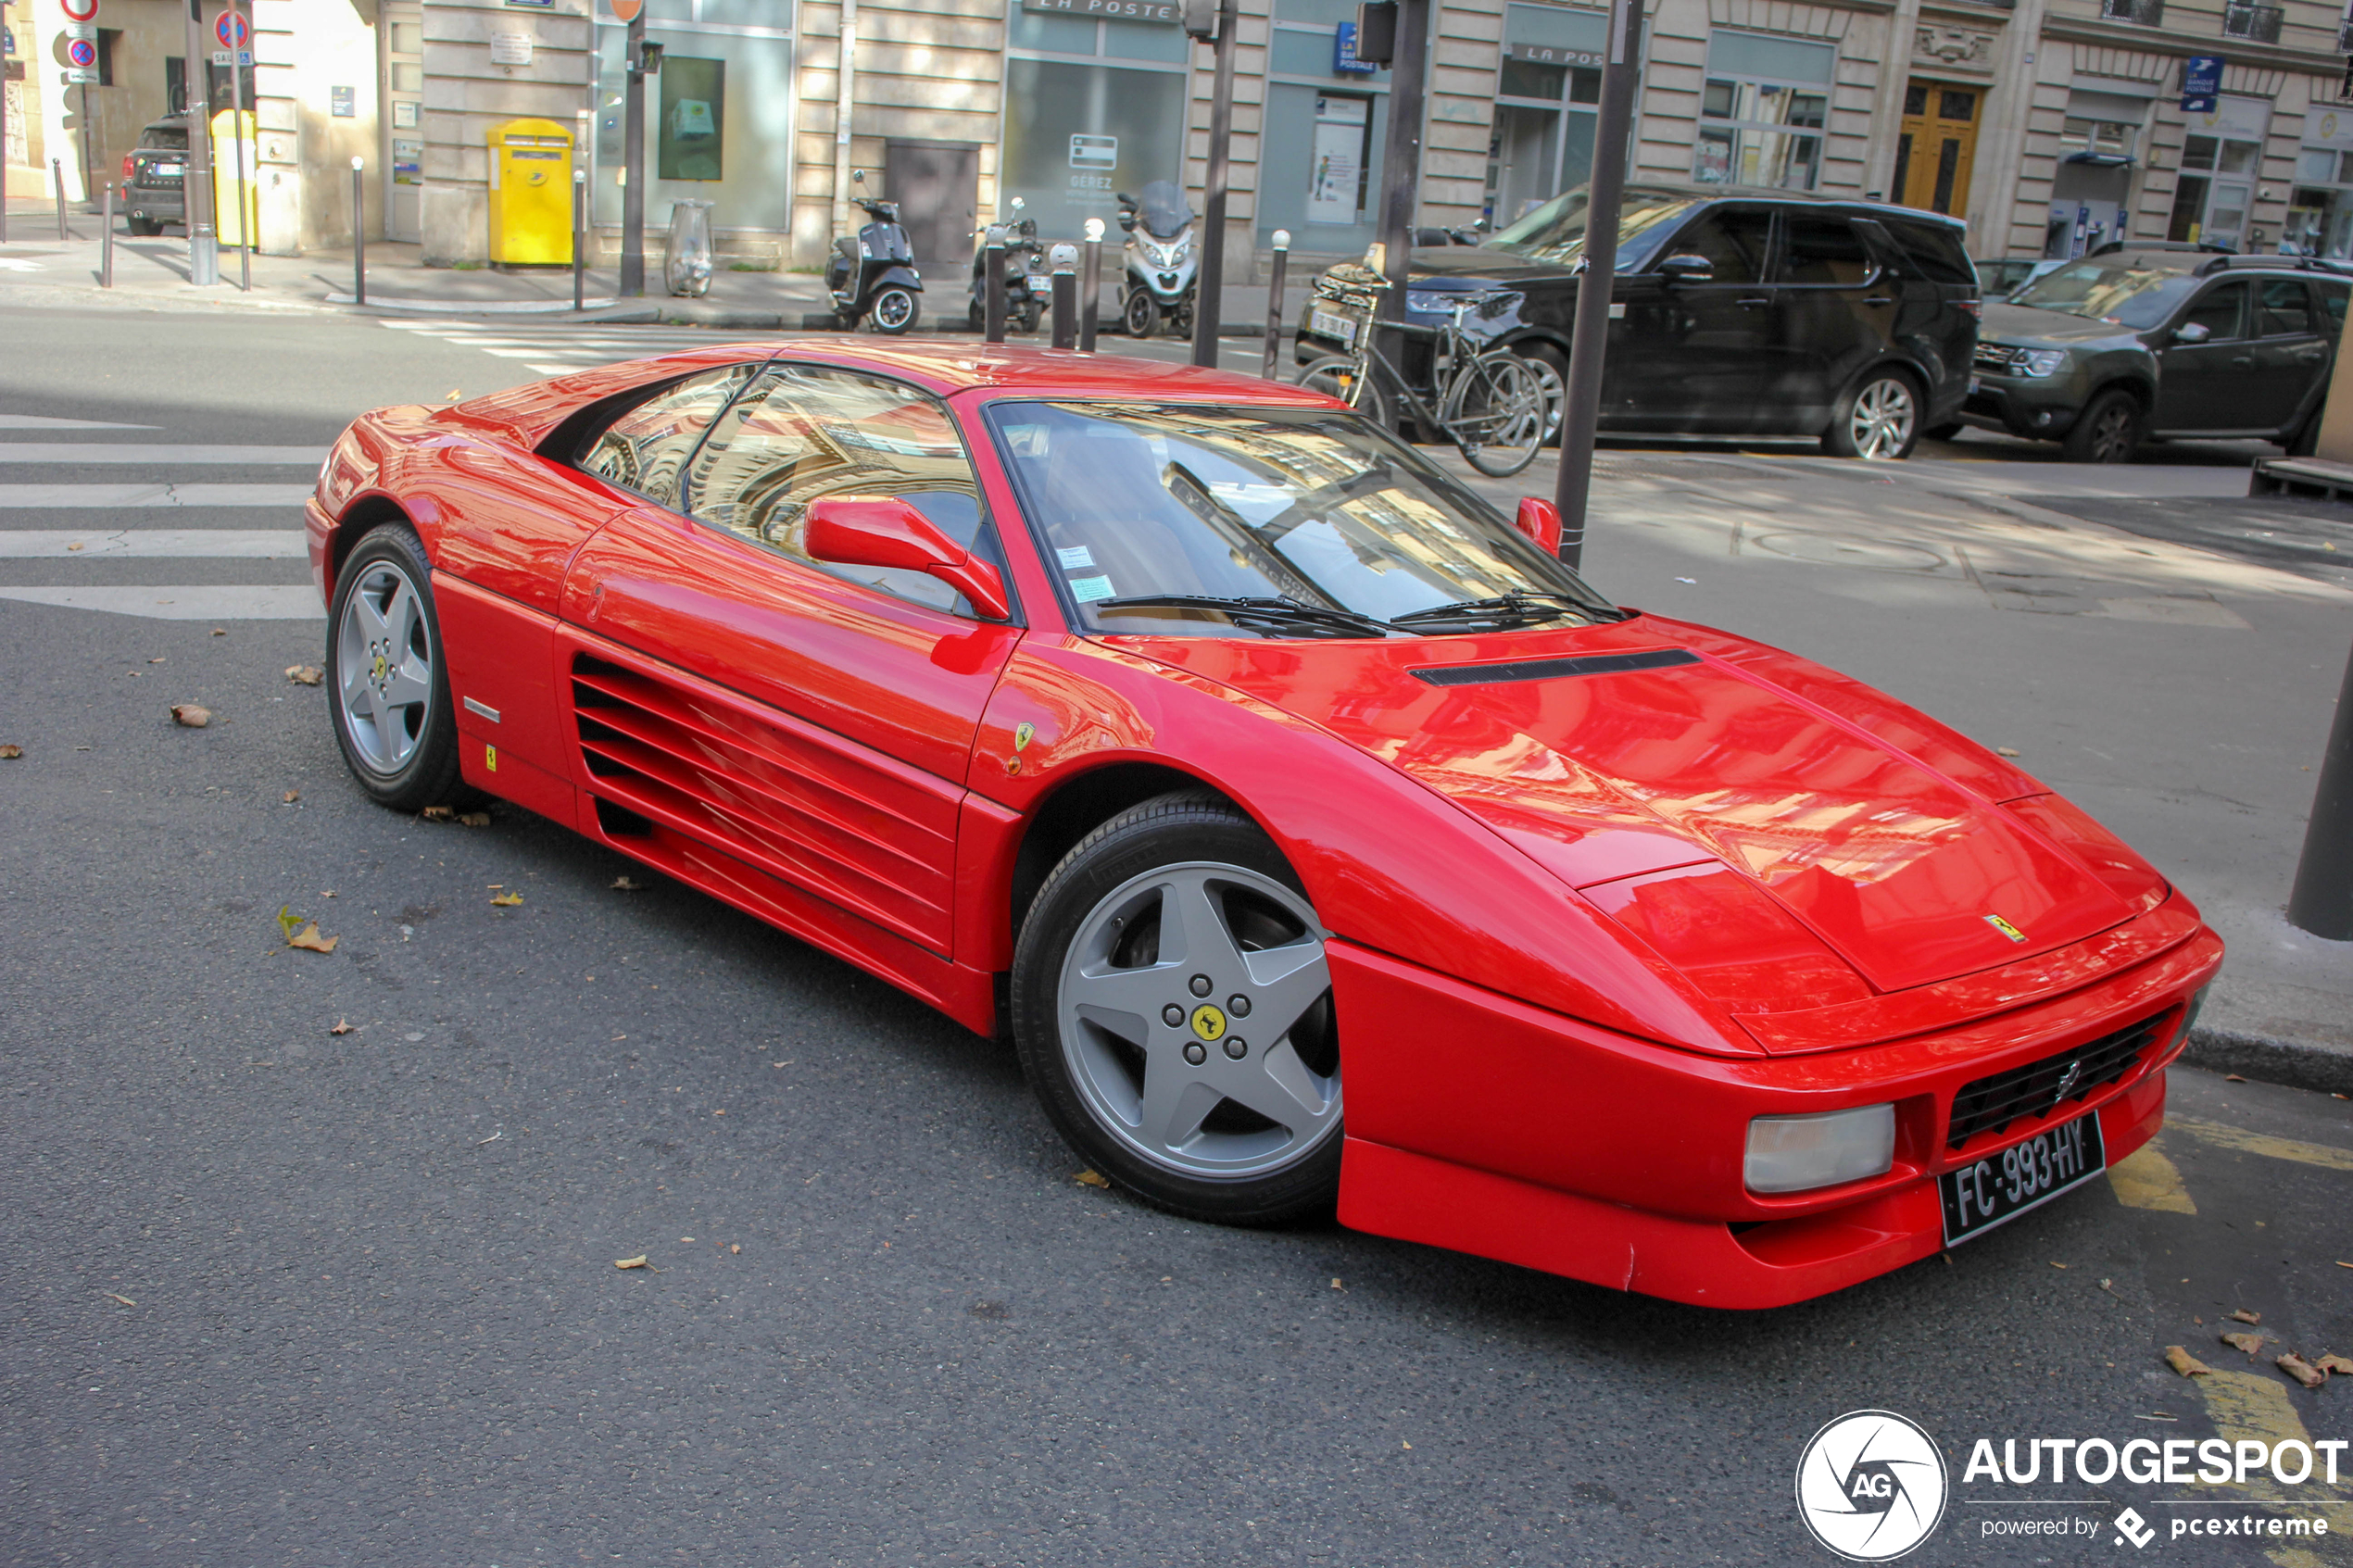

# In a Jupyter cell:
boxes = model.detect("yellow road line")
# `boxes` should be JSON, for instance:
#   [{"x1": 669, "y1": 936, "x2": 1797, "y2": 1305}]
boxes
[
  {"x1": 2108, "y1": 1142, "x2": 2197, "y2": 1212},
  {"x1": 2189, "y1": 1370, "x2": 2353, "y2": 1566},
  {"x1": 2169, "y1": 1117, "x2": 2353, "y2": 1173}
]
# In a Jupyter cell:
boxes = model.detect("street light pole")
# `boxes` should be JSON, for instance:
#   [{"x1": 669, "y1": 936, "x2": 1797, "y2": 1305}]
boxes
[
  {"x1": 620, "y1": 8, "x2": 647, "y2": 296},
  {"x1": 1189, "y1": 0, "x2": 1238, "y2": 367},
  {"x1": 1550, "y1": 0, "x2": 1643, "y2": 571},
  {"x1": 182, "y1": 0, "x2": 219, "y2": 286}
]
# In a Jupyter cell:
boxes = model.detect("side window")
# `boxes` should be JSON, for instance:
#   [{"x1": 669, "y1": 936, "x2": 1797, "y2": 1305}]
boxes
[
  {"x1": 2315, "y1": 280, "x2": 2349, "y2": 341},
  {"x1": 2179, "y1": 282, "x2": 2247, "y2": 342},
  {"x1": 1780, "y1": 216, "x2": 1871, "y2": 285},
  {"x1": 2255, "y1": 278, "x2": 2315, "y2": 338},
  {"x1": 1881, "y1": 218, "x2": 1977, "y2": 286},
  {"x1": 1661, "y1": 207, "x2": 1773, "y2": 284},
  {"x1": 683, "y1": 364, "x2": 993, "y2": 616},
  {"x1": 574, "y1": 362, "x2": 763, "y2": 508}
]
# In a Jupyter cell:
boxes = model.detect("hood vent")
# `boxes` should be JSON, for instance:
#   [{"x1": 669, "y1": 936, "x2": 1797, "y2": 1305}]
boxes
[{"x1": 1411, "y1": 648, "x2": 1699, "y2": 688}]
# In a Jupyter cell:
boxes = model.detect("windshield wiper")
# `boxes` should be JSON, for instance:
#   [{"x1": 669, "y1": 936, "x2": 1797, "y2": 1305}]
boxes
[
  {"x1": 1090, "y1": 594, "x2": 1394, "y2": 639},
  {"x1": 1387, "y1": 591, "x2": 1589, "y2": 632}
]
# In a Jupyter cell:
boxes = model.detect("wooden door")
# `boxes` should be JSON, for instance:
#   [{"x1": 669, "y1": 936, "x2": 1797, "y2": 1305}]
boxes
[{"x1": 1893, "y1": 82, "x2": 1981, "y2": 217}]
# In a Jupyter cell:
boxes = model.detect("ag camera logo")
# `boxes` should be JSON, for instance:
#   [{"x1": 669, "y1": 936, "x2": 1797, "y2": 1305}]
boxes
[{"x1": 1796, "y1": 1410, "x2": 1949, "y2": 1561}]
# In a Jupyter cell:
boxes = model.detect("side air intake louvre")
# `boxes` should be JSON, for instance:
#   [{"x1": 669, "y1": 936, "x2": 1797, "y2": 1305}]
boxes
[
  {"x1": 568, "y1": 653, "x2": 958, "y2": 955},
  {"x1": 1411, "y1": 648, "x2": 1701, "y2": 687}
]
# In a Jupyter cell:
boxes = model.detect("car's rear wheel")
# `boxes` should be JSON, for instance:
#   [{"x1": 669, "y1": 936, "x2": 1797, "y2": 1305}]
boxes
[
  {"x1": 127, "y1": 216, "x2": 163, "y2": 237},
  {"x1": 1822, "y1": 368, "x2": 1921, "y2": 459},
  {"x1": 1514, "y1": 341, "x2": 1568, "y2": 443},
  {"x1": 2060, "y1": 388, "x2": 2143, "y2": 463},
  {"x1": 327, "y1": 523, "x2": 468, "y2": 813},
  {"x1": 1012, "y1": 792, "x2": 1342, "y2": 1226}
]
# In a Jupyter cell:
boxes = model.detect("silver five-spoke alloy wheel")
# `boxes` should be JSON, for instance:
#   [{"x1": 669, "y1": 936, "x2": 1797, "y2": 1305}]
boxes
[
  {"x1": 1845, "y1": 375, "x2": 1918, "y2": 460},
  {"x1": 335, "y1": 558, "x2": 434, "y2": 774},
  {"x1": 1056, "y1": 861, "x2": 1340, "y2": 1180}
]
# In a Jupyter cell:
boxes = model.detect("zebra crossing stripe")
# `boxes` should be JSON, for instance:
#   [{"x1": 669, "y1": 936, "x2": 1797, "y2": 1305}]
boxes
[
  {"x1": 0, "y1": 445, "x2": 328, "y2": 465},
  {"x1": 0, "y1": 585, "x2": 321, "y2": 620},
  {"x1": 0, "y1": 530, "x2": 307, "y2": 558},
  {"x1": 0, "y1": 483, "x2": 315, "y2": 508}
]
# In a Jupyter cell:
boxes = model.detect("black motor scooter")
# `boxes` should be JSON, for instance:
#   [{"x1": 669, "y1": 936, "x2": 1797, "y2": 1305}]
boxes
[
  {"x1": 826, "y1": 169, "x2": 924, "y2": 334},
  {"x1": 967, "y1": 196, "x2": 1047, "y2": 334}
]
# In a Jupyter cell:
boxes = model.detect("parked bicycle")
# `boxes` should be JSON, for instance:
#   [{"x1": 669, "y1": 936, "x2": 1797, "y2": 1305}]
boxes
[{"x1": 1296, "y1": 264, "x2": 1548, "y2": 478}]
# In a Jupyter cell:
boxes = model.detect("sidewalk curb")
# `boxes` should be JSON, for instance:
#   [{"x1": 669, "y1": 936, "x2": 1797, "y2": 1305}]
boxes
[{"x1": 2181, "y1": 1024, "x2": 2353, "y2": 1097}]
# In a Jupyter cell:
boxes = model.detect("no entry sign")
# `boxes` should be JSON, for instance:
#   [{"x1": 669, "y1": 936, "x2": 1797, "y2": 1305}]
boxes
[
  {"x1": 215, "y1": 9, "x2": 248, "y2": 48},
  {"x1": 59, "y1": 0, "x2": 99, "y2": 22}
]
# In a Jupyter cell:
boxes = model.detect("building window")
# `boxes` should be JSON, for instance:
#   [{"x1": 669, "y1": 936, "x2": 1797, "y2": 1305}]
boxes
[
  {"x1": 1002, "y1": 0, "x2": 1189, "y2": 245},
  {"x1": 1485, "y1": 2, "x2": 1608, "y2": 225},
  {"x1": 594, "y1": 6, "x2": 794, "y2": 232},
  {"x1": 1694, "y1": 31, "x2": 1833, "y2": 191},
  {"x1": 1259, "y1": 0, "x2": 1390, "y2": 250},
  {"x1": 2287, "y1": 145, "x2": 2353, "y2": 256}
]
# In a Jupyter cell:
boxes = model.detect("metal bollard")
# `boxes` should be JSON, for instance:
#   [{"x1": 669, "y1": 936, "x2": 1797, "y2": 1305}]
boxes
[
  {"x1": 2288, "y1": 633, "x2": 2353, "y2": 938},
  {"x1": 53, "y1": 158, "x2": 69, "y2": 241},
  {"x1": 1263, "y1": 229, "x2": 1290, "y2": 381},
  {"x1": 573, "y1": 170, "x2": 587, "y2": 312},
  {"x1": 984, "y1": 224, "x2": 1008, "y2": 345},
  {"x1": 1080, "y1": 218, "x2": 1103, "y2": 354},
  {"x1": 1049, "y1": 244, "x2": 1078, "y2": 349},
  {"x1": 351, "y1": 157, "x2": 367, "y2": 307},
  {"x1": 101, "y1": 183, "x2": 115, "y2": 288}
]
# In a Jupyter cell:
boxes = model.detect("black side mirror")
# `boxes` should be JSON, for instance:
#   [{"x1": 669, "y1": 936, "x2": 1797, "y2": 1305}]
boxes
[
  {"x1": 1118, "y1": 215, "x2": 1138, "y2": 232},
  {"x1": 1656, "y1": 254, "x2": 1714, "y2": 284}
]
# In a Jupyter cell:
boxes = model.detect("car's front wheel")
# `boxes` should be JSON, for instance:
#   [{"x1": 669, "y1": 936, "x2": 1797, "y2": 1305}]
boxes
[
  {"x1": 2060, "y1": 388, "x2": 2144, "y2": 463},
  {"x1": 1822, "y1": 368, "x2": 1921, "y2": 459},
  {"x1": 1012, "y1": 792, "x2": 1343, "y2": 1225},
  {"x1": 326, "y1": 522, "x2": 468, "y2": 812}
]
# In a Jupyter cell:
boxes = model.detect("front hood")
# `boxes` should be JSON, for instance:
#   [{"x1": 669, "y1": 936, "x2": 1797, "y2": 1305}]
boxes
[
  {"x1": 1982, "y1": 301, "x2": 2143, "y2": 349},
  {"x1": 1407, "y1": 247, "x2": 1577, "y2": 288},
  {"x1": 1124, "y1": 619, "x2": 2133, "y2": 996}
]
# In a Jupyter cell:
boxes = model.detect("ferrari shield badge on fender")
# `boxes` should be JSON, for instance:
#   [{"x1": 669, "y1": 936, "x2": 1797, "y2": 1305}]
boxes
[{"x1": 1982, "y1": 913, "x2": 2029, "y2": 943}]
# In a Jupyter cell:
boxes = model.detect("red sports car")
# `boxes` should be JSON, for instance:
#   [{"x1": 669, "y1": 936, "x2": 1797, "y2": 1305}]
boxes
[{"x1": 308, "y1": 342, "x2": 2221, "y2": 1309}]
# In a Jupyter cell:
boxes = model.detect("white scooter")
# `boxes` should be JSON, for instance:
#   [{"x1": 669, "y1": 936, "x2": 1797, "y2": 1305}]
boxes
[{"x1": 1116, "y1": 181, "x2": 1198, "y2": 339}]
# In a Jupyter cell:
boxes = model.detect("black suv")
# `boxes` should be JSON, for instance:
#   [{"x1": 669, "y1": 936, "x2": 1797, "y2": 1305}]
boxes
[
  {"x1": 1296, "y1": 183, "x2": 1980, "y2": 459},
  {"x1": 121, "y1": 115, "x2": 191, "y2": 236},
  {"x1": 1966, "y1": 251, "x2": 2349, "y2": 462}
]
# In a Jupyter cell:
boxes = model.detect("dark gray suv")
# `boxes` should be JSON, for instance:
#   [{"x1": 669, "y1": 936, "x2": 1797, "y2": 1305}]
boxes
[{"x1": 1964, "y1": 251, "x2": 2348, "y2": 462}]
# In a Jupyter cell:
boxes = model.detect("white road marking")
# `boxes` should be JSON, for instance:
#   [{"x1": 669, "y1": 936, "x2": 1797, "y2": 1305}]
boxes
[
  {"x1": 0, "y1": 415, "x2": 162, "y2": 431},
  {"x1": 0, "y1": 530, "x2": 308, "y2": 558},
  {"x1": 0, "y1": 483, "x2": 312, "y2": 508},
  {"x1": 0, "y1": 585, "x2": 322, "y2": 620},
  {"x1": 0, "y1": 445, "x2": 328, "y2": 465}
]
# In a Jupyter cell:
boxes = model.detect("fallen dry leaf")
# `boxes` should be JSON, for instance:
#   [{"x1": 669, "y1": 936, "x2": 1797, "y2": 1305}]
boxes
[
  {"x1": 0, "y1": 744, "x2": 21, "y2": 759},
  {"x1": 2164, "y1": 1346, "x2": 2213, "y2": 1378},
  {"x1": 1995, "y1": 746, "x2": 2020, "y2": 757},
  {"x1": 283, "y1": 789, "x2": 299, "y2": 804},
  {"x1": 285, "y1": 664, "x2": 323, "y2": 686},
  {"x1": 1330, "y1": 1277, "x2": 1345, "y2": 1291},
  {"x1": 170, "y1": 704, "x2": 211, "y2": 728},
  {"x1": 275, "y1": 905, "x2": 302, "y2": 942},
  {"x1": 729, "y1": 1244, "x2": 741, "y2": 1255},
  {"x1": 458, "y1": 811, "x2": 490, "y2": 828},
  {"x1": 490, "y1": 892, "x2": 523, "y2": 907},
  {"x1": 613, "y1": 1255, "x2": 648, "y2": 1270},
  {"x1": 2224, "y1": 1073, "x2": 2246, "y2": 1083},
  {"x1": 2221, "y1": 1331, "x2": 2266, "y2": 1358},
  {"x1": 329, "y1": 1019, "x2": 353, "y2": 1035},
  {"x1": 286, "y1": 922, "x2": 338, "y2": 954},
  {"x1": 1075, "y1": 1169, "x2": 1110, "y2": 1189},
  {"x1": 2316, "y1": 1353, "x2": 2353, "y2": 1376},
  {"x1": 2277, "y1": 1353, "x2": 2328, "y2": 1389},
  {"x1": 2226, "y1": 1308, "x2": 2261, "y2": 1325},
  {"x1": 611, "y1": 876, "x2": 645, "y2": 891},
  {"x1": 67, "y1": 541, "x2": 85, "y2": 551},
  {"x1": 105, "y1": 1292, "x2": 136, "y2": 1306},
  {"x1": 210, "y1": 628, "x2": 226, "y2": 636},
  {"x1": 421, "y1": 805, "x2": 454, "y2": 822},
  {"x1": 147, "y1": 657, "x2": 166, "y2": 664}
]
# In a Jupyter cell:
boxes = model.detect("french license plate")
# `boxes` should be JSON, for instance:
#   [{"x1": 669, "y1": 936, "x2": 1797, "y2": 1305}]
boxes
[
  {"x1": 155, "y1": 163, "x2": 185, "y2": 177},
  {"x1": 1941, "y1": 1110, "x2": 2106, "y2": 1246},
  {"x1": 1310, "y1": 307, "x2": 1358, "y2": 347}
]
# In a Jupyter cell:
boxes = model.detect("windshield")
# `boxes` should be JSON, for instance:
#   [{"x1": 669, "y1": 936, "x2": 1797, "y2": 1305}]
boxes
[
  {"x1": 2010, "y1": 260, "x2": 2202, "y2": 329},
  {"x1": 1483, "y1": 185, "x2": 1701, "y2": 270},
  {"x1": 988, "y1": 401, "x2": 1618, "y2": 639},
  {"x1": 1137, "y1": 181, "x2": 1193, "y2": 240}
]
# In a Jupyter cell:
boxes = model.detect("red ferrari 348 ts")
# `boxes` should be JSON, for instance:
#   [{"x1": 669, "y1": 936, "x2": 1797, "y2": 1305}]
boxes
[{"x1": 308, "y1": 342, "x2": 2221, "y2": 1309}]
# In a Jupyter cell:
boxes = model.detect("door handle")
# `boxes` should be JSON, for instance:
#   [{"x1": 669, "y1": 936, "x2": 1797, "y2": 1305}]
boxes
[
  {"x1": 1864, "y1": 296, "x2": 1894, "y2": 307},
  {"x1": 1735, "y1": 295, "x2": 1771, "y2": 308},
  {"x1": 2230, "y1": 355, "x2": 2255, "y2": 368},
  {"x1": 2297, "y1": 348, "x2": 2326, "y2": 361}
]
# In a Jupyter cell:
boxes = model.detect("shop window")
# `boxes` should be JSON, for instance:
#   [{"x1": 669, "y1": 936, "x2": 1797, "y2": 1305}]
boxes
[
  {"x1": 658, "y1": 56, "x2": 725, "y2": 181},
  {"x1": 594, "y1": 23, "x2": 792, "y2": 232},
  {"x1": 1695, "y1": 30, "x2": 1833, "y2": 191}
]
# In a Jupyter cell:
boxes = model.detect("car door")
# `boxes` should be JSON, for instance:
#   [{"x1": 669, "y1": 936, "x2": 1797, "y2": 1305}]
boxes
[
  {"x1": 2243, "y1": 277, "x2": 2332, "y2": 433},
  {"x1": 556, "y1": 361, "x2": 1025, "y2": 963},
  {"x1": 2152, "y1": 281, "x2": 2253, "y2": 433},
  {"x1": 1617, "y1": 204, "x2": 1778, "y2": 432},
  {"x1": 1769, "y1": 211, "x2": 1891, "y2": 427}
]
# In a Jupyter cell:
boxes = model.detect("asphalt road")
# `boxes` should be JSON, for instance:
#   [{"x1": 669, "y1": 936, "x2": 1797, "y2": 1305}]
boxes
[{"x1": 3, "y1": 305, "x2": 2349, "y2": 1567}]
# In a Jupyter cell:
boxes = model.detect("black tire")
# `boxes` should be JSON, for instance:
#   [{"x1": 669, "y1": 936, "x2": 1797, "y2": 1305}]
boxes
[
  {"x1": 1820, "y1": 367, "x2": 1923, "y2": 459},
  {"x1": 1011, "y1": 790, "x2": 1342, "y2": 1226},
  {"x1": 1514, "y1": 340, "x2": 1569, "y2": 442},
  {"x1": 127, "y1": 216, "x2": 163, "y2": 237},
  {"x1": 968, "y1": 298, "x2": 986, "y2": 332},
  {"x1": 1016, "y1": 300, "x2": 1042, "y2": 335},
  {"x1": 2060, "y1": 387, "x2": 2144, "y2": 464},
  {"x1": 325, "y1": 522, "x2": 472, "y2": 813},
  {"x1": 1124, "y1": 290, "x2": 1161, "y2": 339},
  {"x1": 871, "y1": 286, "x2": 920, "y2": 334}
]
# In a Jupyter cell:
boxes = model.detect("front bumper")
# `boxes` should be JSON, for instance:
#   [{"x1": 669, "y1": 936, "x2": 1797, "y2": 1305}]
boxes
[
  {"x1": 1332, "y1": 907, "x2": 2221, "y2": 1309},
  {"x1": 1963, "y1": 370, "x2": 2085, "y2": 440}
]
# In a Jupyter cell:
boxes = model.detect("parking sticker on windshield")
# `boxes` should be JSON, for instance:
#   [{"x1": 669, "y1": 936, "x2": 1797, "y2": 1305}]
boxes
[
  {"x1": 1057, "y1": 546, "x2": 1096, "y2": 570},
  {"x1": 1069, "y1": 575, "x2": 1116, "y2": 603}
]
